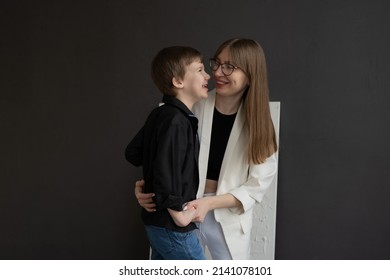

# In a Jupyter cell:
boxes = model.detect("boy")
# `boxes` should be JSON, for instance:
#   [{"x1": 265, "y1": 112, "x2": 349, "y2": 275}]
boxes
[{"x1": 125, "y1": 46, "x2": 210, "y2": 259}]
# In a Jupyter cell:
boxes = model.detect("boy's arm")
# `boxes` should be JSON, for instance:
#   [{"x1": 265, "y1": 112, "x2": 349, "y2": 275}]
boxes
[
  {"x1": 152, "y1": 120, "x2": 189, "y2": 211},
  {"x1": 167, "y1": 206, "x2": 197, "y2": 227}
]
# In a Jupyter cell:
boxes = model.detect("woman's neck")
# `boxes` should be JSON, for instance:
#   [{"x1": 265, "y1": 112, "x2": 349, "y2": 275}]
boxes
[{"x1": 215, "y1": 93, "x2": 242, "y2": 115}]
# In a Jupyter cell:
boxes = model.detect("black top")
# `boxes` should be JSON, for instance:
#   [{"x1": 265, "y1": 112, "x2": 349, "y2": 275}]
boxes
[
  {"x1": 206, "y1": 107, "x2": 236, "y2": 181},
  {"x1": 125, "y1": 95, "x2": 199, "y2": 232}
]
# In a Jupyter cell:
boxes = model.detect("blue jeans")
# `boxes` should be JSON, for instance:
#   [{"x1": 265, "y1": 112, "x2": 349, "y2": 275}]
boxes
[{"x1": 145, "y1": 225, "x2": 206, "y2": 260}]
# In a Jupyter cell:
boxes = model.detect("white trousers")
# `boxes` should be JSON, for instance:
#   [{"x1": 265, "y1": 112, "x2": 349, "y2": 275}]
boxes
[{"x1": 196, "y1": 193, "x2": 232, "y2": 260}]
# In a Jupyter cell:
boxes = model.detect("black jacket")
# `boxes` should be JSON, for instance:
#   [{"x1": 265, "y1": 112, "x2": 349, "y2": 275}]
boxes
[{"x1": 125, "y1": 95, "x2": 199, "y2": 232}]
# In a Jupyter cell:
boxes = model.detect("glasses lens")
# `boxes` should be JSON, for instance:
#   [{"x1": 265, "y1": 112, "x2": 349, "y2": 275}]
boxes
[
  {"x1": 210, "y1": 59, "x2": 236, "y2": 76},
  {"x1": 222, "y1": 64, "x2": 235, "y2": 76}
]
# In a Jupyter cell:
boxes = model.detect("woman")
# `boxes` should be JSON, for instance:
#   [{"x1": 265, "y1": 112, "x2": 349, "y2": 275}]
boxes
[{"x1": 135, "y1": 38, "x2": 278, "y2": 260}]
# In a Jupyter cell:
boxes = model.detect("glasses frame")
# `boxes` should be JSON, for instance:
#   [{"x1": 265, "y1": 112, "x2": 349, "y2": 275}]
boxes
[{"x1": 209, "y1": 58, "x2": 240, "y2": 76}]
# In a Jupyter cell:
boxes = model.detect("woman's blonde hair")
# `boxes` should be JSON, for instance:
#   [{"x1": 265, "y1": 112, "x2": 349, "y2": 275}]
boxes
[{"x1": 214, "y1": 38, "x2": 277, "y2": 164}]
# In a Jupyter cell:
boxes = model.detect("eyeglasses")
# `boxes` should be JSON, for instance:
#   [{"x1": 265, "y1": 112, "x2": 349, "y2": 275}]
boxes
[{"x1": 209, "y1": 58, "x2": 240, "y2": 76}]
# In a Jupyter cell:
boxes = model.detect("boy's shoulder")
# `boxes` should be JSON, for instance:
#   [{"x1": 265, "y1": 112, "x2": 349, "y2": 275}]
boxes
[
  {"x1": 147, "y1": 103, "x2": 190, "y2": 125},
  {"x1": 150, "y1": 103, "x2": 178, "y2": 116}
]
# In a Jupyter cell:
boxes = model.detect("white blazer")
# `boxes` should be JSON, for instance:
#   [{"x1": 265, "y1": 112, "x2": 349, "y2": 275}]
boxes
[{"x1": 193, "y1": 90, "x2": 278, "y2": 259}]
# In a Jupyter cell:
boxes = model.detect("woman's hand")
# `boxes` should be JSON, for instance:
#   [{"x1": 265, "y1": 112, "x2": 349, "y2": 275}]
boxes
[
  {"x1": 186, "y1": 193, "x2": 243, "y2": 222},
  {"x1": 186, "y1": 197, "x2": 212, "y2": 223},
  {"x1": 134, "y1": 179, "x2": 156, "y2": 212}
]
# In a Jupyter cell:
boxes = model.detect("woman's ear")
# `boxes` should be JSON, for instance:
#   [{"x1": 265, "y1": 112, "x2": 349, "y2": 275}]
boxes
[{"x1": 172, "y1": 77, "x2": 184, "y2": 89}]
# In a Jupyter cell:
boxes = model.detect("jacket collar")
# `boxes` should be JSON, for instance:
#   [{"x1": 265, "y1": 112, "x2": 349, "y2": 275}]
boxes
[
  {"x1": 161, "y1": 95, "x2": 199, "y2": 137},
  {"x1": 162, "y1": 94, "x2": 194, "y2": 117}
]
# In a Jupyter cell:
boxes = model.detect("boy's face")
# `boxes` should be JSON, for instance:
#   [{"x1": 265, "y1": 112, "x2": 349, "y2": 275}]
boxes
[{"x1": 180, "y1": 59, "x2": 210, "y2": 102}]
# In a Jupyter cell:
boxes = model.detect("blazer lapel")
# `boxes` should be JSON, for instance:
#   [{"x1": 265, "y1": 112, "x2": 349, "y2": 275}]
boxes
[
  {"x1": 196, "y1": 91, "x2": 215, "y2": 198},
  {"x1": 217, "y1": 100, "x2": 246, "y2": 193}
]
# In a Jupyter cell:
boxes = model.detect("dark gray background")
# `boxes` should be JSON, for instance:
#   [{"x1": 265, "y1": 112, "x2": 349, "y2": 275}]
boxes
[{"x1": 1, "y1": 0, "x2": 389, "y2": 259}]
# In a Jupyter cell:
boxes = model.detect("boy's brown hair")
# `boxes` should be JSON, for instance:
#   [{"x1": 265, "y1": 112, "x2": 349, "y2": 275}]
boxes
[{"x1": 151, "y1": 46, "x2": 203, "y2": 96}]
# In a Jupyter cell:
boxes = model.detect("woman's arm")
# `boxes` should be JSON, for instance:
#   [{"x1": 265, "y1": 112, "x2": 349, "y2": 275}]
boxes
[
  {"x1": 187, "y1": 194, "x2": 243, "y2": 222},
  {"x1": 229, "y1": 153, "x2": 278, "y2": 214},
  {"x1": 134, "y1": 180, "x2": 156, "y2": 212},
  {"x1": 187, "y1": 153, "x2": 277, "y2": 221}
]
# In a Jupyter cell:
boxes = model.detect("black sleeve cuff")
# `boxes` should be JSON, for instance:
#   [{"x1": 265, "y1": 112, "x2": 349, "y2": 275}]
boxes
[{"x1": 154, "y1": 194, "x2": 183, "y2": 211}]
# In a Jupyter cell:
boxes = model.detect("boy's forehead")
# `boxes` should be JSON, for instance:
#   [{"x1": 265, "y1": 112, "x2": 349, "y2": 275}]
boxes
[{"x1": 189, "y1": 57, "x2": 202, "y2": 63}]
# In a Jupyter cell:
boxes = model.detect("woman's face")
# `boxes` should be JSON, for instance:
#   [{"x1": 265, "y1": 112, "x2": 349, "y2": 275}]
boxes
[{"x1": 213, "y1": 48, "x2": 249, "y2": 98}]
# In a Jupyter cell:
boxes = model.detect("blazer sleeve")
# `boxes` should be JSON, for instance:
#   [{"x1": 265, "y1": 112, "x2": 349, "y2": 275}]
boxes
[{"x1": 228, "y1": 152, "x2": 278, "y2": 214}]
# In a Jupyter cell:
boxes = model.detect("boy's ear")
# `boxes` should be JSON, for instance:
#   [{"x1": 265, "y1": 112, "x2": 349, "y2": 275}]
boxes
[{"x1": 172, "y1": 77, "x2": 184, "y2": 89}]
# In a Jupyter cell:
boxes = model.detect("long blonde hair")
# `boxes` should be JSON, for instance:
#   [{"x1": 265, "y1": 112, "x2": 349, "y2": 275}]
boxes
[{"x1": 214, "y1": 38, "x2": 277, "y2": 164}]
